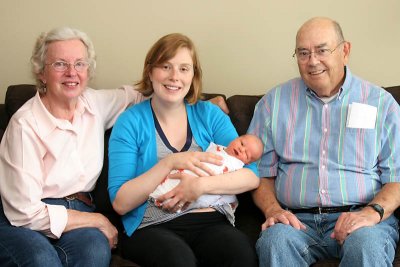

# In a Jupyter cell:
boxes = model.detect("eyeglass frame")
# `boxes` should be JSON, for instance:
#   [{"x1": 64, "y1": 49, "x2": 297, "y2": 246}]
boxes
[
  {"x1": 45, "y1": 60, "x2": 90, "y2": 72},
  {"x1": 292, "y1": 41, "x2": 346, "y2": 62}
]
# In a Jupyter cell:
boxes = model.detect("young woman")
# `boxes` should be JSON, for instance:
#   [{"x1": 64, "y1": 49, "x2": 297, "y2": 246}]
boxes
[{"x1": 108, "y1": 33, "x2": 260, "y2": 267}]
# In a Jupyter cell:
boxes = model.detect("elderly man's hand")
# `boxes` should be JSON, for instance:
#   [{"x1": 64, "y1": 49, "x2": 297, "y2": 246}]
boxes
[
  {"x1": 262, "y1": 209, "x2": 306, "y2": 231},
  {"x1": 331, "y1": 208, "x2": 381, "y2": 244}
]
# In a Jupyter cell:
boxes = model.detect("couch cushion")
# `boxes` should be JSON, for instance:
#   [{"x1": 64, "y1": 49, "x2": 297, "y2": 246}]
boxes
[
  {"x1": 92, "y1": 129, "x2": 123, "y2": 228},
  {"x1": 224, "y1": 94, "x2": 265, "y2": 245},
  {"x1": 226, "y1": 95, "x2": 262, "y2": 136},
  {"x1": 201, "y1": 93, "x2": 226, "y2": 101},
  {"x1": 384, "y1": 85, "x2": 400, "y2": 105},
  {"x1": 5, "y1": 84, "x2": 36, "y2": 118},
  {"x1": 0, "y1": 104, "x2": 8, "y2": 134}
]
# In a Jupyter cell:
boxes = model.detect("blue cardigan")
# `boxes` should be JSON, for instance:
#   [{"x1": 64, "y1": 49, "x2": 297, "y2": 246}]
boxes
[{"x1": 108, "y1": 99, "x2": 258, "y2": 236}]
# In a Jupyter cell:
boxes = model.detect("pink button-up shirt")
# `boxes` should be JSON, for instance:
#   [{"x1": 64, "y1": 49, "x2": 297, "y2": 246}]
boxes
[{"x1": 0, "y1": 85, "x2": 144, "y2": 238}]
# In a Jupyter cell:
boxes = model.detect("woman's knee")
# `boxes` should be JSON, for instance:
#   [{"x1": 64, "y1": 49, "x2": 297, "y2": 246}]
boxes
[
  {"x1": 56, "y1": 228, "x2": 111, "y2": 267},
  {"x1": 0, "y1": 226, "x2": 61, "y2": 267},
  {"x1": 221, "y1": 230, "x2": 257, "y2": 266},
  {"x1": 122, "y1": 228, "x2": 196, "y2": 267},
  {"x1": 30, "y1": 246, "x2": 62, "y2": 267},
  {"x1": 127, "y1": 240, "x2": 196, "y2": 267},
  {"x1": 0, "y1": 241, "x2": 60, "y2": 267},
  {"x1": 194, "y1": 225, "x2": 257, "y2": 267},
  {"x1": 76, "y1": 228, "x2": 111, "y2": 263}
]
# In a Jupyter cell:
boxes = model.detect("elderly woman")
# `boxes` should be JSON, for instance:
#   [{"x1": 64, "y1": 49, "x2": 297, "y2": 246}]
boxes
[{"x1": 0, "y1": 27, "x2": 139, "y2": 267}]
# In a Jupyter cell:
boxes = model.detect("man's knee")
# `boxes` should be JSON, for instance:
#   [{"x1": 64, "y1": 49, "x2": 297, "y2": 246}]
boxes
[
  {"x1": 342, "y1": 226, "x2": 398, "y2": 266},
  {"x1": 257, "y1": 224, "x2": 296, "y2": 248},
  {"x1": 345, "y1": 226, "x2": 396, "y2": 253}
]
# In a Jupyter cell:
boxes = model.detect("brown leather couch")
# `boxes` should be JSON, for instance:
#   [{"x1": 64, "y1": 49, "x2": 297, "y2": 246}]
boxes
[{"x1": 0, "y1": 84, "x2": 399, "y2": 266}]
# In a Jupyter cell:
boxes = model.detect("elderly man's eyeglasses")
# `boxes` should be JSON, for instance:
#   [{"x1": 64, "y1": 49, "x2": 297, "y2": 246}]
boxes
[
  {"x1": 292, "y1": 41, "x2": 346, "y2": 62},
  {"x1": 45, "y1": 61, "x2": 90, "y2": 72}
]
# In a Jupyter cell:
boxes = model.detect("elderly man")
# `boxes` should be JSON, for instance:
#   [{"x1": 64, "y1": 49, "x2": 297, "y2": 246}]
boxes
[{"x1": 248, "y1": 17, "x2": 400, "y2": 266}]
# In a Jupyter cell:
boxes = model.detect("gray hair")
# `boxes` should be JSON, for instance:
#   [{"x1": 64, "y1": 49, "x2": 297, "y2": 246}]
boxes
[{"x1": 30, "y1": 27, "x2": 96, "y2": 93}]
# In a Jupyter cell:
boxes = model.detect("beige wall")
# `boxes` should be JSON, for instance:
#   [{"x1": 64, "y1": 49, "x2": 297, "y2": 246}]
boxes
[{"x1": 0, "y1": 1, "x2": 399, "y2": 103}]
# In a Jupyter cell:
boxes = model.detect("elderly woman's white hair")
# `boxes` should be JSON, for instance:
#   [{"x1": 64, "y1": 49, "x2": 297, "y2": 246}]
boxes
[{"x1": 30, "y1": 27, "x2": 96, "y2": 93}]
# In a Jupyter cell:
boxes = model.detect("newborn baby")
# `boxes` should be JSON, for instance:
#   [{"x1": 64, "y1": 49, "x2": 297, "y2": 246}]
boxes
[{"x1": 150, "y1": 134, "x2": 263, "y2": 211}]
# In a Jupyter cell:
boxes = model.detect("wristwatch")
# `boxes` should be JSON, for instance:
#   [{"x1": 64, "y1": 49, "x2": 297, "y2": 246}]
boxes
[{"x1": 367, "y1": 203, "x2": 384, "y2": 222}]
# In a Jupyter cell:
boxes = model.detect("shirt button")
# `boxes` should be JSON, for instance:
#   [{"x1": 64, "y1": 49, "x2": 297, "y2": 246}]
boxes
[
  {"x1": 322, "y1": 165, "x2": 326, "y2": 169},
  {"x1": 321, "y1": 189, "x2": 326, "y2": 194},
  {"x1": 324, "y1": 128, "x2": 328, "y2": 132},
  {"x1": 322, "y1": 150, "x2": 326, "y2": 155}
]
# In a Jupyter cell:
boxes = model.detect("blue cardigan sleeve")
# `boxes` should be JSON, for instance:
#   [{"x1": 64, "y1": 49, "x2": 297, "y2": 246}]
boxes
[{"x1": 108, "y1": 101, "x2": 156, "y2": 236}]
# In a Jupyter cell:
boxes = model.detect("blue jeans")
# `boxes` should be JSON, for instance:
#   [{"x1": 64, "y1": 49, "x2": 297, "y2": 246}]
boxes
[
  {"x1": 0, "y1": 197, "x2": 111, "y2": 267},
  {"x1": 256, "y1": 210, "x2": 399, "y2": 267}
]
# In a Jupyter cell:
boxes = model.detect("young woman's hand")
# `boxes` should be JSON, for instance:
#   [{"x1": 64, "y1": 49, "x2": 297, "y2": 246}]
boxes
[
  {"x1": 163, "y1": 151, "x2": 223, "y2": 177},
  {"x1": 156, "y1": 171, "x2": 201, "y2": 212}
]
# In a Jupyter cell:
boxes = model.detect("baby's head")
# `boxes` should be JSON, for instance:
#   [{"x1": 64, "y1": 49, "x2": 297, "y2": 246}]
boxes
[{"x1": 225, "y1": 134, "x2": 263, "y2": 164}]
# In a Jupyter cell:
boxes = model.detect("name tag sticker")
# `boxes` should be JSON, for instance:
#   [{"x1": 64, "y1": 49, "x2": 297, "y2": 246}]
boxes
[{"x1": 346, "y1": 103, "x2": 377, "y2": 129}]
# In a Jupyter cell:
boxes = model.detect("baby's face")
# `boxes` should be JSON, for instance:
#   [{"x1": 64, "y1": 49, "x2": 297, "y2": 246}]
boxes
[{"x1": 225, "y1": 135, "x2": 256, "y2": 164}]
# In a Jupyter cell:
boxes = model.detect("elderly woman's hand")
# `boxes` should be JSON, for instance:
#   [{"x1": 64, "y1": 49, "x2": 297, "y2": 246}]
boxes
[
  {"x1": 209, "y1": 96, "x2": 229, "y2": 114},
  {"x1": 96, "y1": 214, "x2": 119, "y2": 249},
  {"x1": 65, "y1": 210, "x2": 118, "y2": 249}
]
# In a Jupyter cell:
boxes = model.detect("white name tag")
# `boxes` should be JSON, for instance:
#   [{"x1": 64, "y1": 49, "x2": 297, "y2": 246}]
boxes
[{"x1": 346, "y1": 102, "x2": 377, "y2": 129}]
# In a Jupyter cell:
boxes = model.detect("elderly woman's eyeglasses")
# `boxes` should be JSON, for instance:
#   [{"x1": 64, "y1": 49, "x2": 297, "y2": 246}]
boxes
[
  {"x1": 45, "y1": 61, "x2": 90, "y2": 72},
  {"x1": 292, "y1": 41, "x2": 346, "y2": 62}
]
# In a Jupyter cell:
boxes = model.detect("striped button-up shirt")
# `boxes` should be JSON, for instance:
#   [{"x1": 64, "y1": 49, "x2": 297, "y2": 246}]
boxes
[{"x1": 248, "y1": 67, "x2": 400, "y2": 208}]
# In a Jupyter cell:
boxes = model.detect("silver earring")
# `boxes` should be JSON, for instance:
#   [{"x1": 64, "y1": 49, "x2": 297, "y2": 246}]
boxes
[{"x1": 42, "y1": 81, "x2": 47, "y2": 93}]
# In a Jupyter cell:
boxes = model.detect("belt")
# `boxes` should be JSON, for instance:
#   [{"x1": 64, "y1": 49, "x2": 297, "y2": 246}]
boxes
[
  {"x1": 65, "y1": 192, "x2": 93, "y2": 206},
  {"x1": 288, "y1": 205, "x2": 365, "y2": 214}
]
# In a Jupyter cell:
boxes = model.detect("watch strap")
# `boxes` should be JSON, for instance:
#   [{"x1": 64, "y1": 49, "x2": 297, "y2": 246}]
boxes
[{"x1": 367, "y1": 203, "x2": 384, "y2": 222}]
